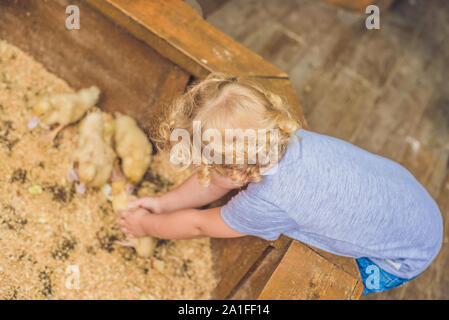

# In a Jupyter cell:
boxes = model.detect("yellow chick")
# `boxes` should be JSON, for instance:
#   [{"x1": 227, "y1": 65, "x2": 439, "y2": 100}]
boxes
[
  {"x1": 102, "y1": 112, "x2": 115, "y2": 146},
  {"x1": 111, "y1": 180, "x2": 156, "y2": 258},
  {"x1": 114, "y1": 113, "x2": 152, "y2": 184},
  {"x1": 33, "y1": 86, "x2": 100, "y2": 140},
  {"x1": 73, "y1": 112, "x2": 116, "y2": 188}
]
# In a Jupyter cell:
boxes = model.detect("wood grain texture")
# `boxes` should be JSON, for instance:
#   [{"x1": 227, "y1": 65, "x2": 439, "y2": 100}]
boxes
[
  {"x1": 227, "y1": 236, "x2": 292, "y2": 299},
  {"x1": 146, "y1": 65, "x2": 190, "y2": 135},
  {"x1": 258, "y1": 240, "x2": 364, "y2": 300},
  {"x1": 320, "y1": 0, "x2": 395, "y2": 11},
  {"x1": 85, "y1": 0, "x2": 287, "y2": 78},
  {"x1": 210, "y1": 236, "x2": 276, "y2": 299},
  {"x1": 195, "y1": 0, "x2": 230, "y2": 18},
  {"x1": 303, "y1": 244, "x2": 362, "y2": 280}
]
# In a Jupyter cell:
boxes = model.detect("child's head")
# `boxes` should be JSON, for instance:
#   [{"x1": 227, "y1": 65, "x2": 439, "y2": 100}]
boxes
[{"x1": 154, "y1": 72, "x2": 301, "y2": 186}]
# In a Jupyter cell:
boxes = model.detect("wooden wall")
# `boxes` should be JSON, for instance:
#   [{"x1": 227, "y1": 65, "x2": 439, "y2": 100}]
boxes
[{"x1": 320, "y1": 0, "x2": 395, "y2": 11}]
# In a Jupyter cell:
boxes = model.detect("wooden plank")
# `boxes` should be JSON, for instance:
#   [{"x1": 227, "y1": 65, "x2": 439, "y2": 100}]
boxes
[
  {"x1": 305, "y1": 68, "x2": 377, "y2": 142},
  {"x1": 258, "y1": 240, "x2": 364, "y2": 300},
  {"x1": 228, "y1": 237, "x2": 292, "y2": 299},
  {"x1": 303, "y1": 244, "x2": 363, "y2": 280},
  {"x1": 154, "y1": 67, "x2": 190, "y2": 109},
  {"x1": 320, "y1": 0, "x2": 395, "y2": 11},
  {"x1": 85, "y1": 0, "x2": 287, "y2": 78},
  {"x1": 147, "y1": 65, "x2": 190, "y2": 134},
  {"x1": 0, "y1": 0, "x2": 188, "y2": 130},
  {"x1": 210, "y1": 236, "x2": 276, "y2": 299},
  {"x1": 195, "y1": 0, "x2": 230, "y2": 18}
]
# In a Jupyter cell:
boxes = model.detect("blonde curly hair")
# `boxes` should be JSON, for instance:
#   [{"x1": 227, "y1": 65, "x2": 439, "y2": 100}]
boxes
[{"x1": 152, "y1": 72, "x2": 301, "y2": 186}]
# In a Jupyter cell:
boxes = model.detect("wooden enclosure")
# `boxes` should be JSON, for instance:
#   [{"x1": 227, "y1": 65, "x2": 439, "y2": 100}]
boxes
[
  {"x1": 319, "y1": 0, "x2": 395, "y2": 11},
  {"x1": 0, "y1": 0, "x2": 364, "y2": 299}
]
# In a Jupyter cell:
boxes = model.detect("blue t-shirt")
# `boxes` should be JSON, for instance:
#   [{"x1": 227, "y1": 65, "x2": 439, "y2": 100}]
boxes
[{"x1": 221, "y1": 129, "x2": 443, "y2": 279}]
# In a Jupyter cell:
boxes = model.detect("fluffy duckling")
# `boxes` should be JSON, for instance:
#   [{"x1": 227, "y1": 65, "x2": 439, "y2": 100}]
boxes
[
  {"x1": 114, "y1": 113, "x2": 152, "y2": 184},
  {"x1": 32, "y1": 86, "x2": 100, "y2": 141},
  {"x1": 72, "y1": 112, "x2": 116, "y2": 188},
  {"x1": 111, "y1": 179, "x2": 156, "y2": 258}
]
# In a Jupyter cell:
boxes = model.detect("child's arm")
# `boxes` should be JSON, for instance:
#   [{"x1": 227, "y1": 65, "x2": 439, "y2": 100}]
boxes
[
  {"x1": 131, "y1": 172, "x2": 246, "y2": 213},
  {"x1": 118, "y1": 206, "x2": 246, "y2": 240}
]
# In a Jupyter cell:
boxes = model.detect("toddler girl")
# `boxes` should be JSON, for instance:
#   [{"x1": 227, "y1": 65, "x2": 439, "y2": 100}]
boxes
[{"x1": 118, "y1": 73, "x2": 442, "y2": 295}]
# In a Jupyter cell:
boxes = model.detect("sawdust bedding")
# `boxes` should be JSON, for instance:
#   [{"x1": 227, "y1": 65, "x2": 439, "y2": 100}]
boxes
[{"x1": 0, "y1": 40, "x2": 217, "y2": 300}]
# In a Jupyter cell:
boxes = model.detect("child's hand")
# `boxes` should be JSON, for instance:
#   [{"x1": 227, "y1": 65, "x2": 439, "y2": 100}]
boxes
[
  {"x1": 118, "y1": 207, "x2": 150, "y2": 238},
  {"x1": 128, "y1": 196, "x2": 163, "y2": 214}
]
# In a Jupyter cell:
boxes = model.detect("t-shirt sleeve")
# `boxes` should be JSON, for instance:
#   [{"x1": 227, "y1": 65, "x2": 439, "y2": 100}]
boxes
[{"x1": 220, "y1": 187, "x2": 297, "y2": 241}]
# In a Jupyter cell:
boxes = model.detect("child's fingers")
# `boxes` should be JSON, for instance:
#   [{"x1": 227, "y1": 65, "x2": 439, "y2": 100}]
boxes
[
  {"x1": 127, "y1": 200, "x2": 139, "y2": 209},
  {"x1": 128, "y1": 197, "x2": 152, "y2": 209},
  {"x1": 118, "y1": 218, "x2": 135, "y2": 238},
  {"x1": 117, "y1": 210, "x2": 128, "y2": 218},
  {"x1": 128, "y1": 198, "x2": 144, "y2": 207},
  {"x1": 120, "y1": 224, "x2": 130, "y2": 235},
  {"x1": 124, "y1": 230, "x2": 134, "y2": 239}
]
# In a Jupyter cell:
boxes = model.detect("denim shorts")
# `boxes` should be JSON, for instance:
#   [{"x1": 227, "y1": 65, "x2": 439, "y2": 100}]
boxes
[{"x1": 356, "y1": 257, "x2": 416, "y2": 295}]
